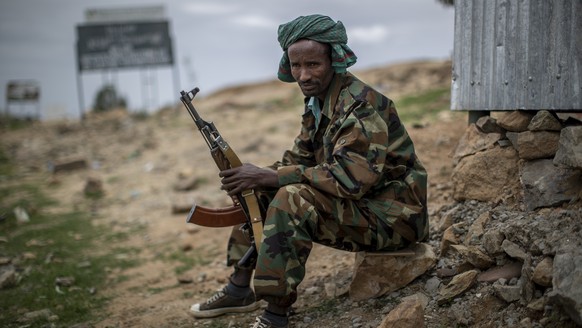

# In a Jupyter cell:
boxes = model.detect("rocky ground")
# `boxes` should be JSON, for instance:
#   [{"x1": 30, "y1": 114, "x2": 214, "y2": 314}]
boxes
[{"x1": 1, "y1": 60, "x2": 581, "y2": 327}]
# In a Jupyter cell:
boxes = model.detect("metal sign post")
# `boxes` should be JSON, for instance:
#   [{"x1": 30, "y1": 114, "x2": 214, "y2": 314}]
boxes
[
  {"x1": 6, "y1": 80, "x2": 41, "y2": 120},
  {"x1": 74, "y1": 5, "x2": 179, "y2": 119}
]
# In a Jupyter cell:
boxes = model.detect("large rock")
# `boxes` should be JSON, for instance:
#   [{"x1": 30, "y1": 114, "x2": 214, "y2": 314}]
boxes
[
  {"x1": 496, "y1": 111, "x2": 534, "y2": 132},
  {"x1": 451, "y1": 244, "x2": 495, "y2": 269},
  {"x1": 520, "y1": 159, "x2": 582, "y2": 210},
  {"x1": 550, "y1": 249, "x2": 582, "y2": 325},
  {"x1": 452, "y1": 124, "x2": 502, "y2": 164},
  {"x1": 528, "y1": 110, "x2": 562, "y2": 131},
  {"x1": 506, "y1": 131, "x2": 560, "y2": 160},
  {"x1": 452, "y1": 146, "x2": 520, "y2": 202},
  {"x1": 475, "y1": 116, "x2": 505, "y2": 134},
  {"x1": 349, "y1": 243, "x2": 436, "y2": 301},
  {"x1": 554, "y1": 126, "x2": 582, "y2": 169}
]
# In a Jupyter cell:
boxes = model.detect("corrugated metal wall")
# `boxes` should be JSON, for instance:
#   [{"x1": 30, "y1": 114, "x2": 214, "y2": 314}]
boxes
[{"x1": 451, "y1": 0, "x2": 582, "y2": 111}]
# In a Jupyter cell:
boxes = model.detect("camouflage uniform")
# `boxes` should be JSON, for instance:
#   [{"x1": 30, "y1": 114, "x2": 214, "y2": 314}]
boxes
[{"x1": 226, "y1": 72, "x2": 428, "y2": 307}]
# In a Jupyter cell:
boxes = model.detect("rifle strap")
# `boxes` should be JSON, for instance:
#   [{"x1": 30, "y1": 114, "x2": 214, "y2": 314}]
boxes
[{"x1": 223, "y1": 147, "x2": 264, "y2": 252}]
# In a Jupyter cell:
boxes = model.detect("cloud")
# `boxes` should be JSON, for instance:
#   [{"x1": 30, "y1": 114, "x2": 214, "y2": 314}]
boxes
[
  {"x1": 231, "y1": 15, "x2": 278, "y2": 29},
  {"x1": 182, "y1": 2, "x2": 238, "y2": 15},
  {"x1": 349, "y1": 25, "x2": 391, "y2": 44}
]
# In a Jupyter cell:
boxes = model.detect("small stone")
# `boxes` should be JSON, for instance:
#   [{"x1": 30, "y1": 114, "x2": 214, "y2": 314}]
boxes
[
  {"x1": 527, "y1": 297, "x2": 546, "y2": 312},
  {"x1": 83, "y1": 176, "x2": 104, "y2": 197},
  {"x1": 14, "y1": 206, "x2": 30, "y2": 224},
  {"x1": 181, "y1": 242, "x2": 193, "y2": 252},
  {"x1": 378, "y1": 297, "x2": 425, "y2": 328},
  {"x1": 17, "y1": 308, "x2": 54, "y2": 323},
  {"x1": 436, "y1": 267, "x2": 457, "y2": 278},
  {"x1": 502, "y1": 240, "x2": 528, "y2": 261},
  {"x1": 305, "y1": 286, "x2": 321, "y2": 295},
  {"x1": 186, "y1": 225, "x2": 200, "y2": 234},
  {"x1": 177, "y1": 275, "x2": 193, "y2": 284},
  {"x1": 424, "y1": 276, "x2": 441, "y2": 294},
  {"x1": 0, "y1": 265, "x2": 18, "y2": 289},
  {"x1": 519, "y1": 317, "x2": 532, "y2": 327},
  {"x1": 197, "y1": 273, "x2": 207, "y2": 282},
  {"x1": 493, "y1": 283, "x2": 521, "y2": 302},
  {"x1": 478, "y1": 262, "x2": 523, "y2": 282},
  {"x1": 532, "y1": 257, "x2": 553, "y2": 287},
  {"x1": 437, "y1": 270, "x2": 479, "y2": 304},
  {"x1": 55, "y1": 276, "x2": 75, "y2": 287}
]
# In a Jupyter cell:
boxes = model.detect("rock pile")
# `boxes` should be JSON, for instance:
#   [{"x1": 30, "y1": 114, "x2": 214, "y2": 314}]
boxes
[
  {"x1": 439, "y1": 110, "x2": 582, "y2": 326},
  {"x1": 347, "y1": 111, "x2": 582, "y2": 327}
]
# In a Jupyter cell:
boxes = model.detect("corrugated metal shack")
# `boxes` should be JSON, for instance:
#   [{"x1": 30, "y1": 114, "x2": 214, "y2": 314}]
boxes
[{"x1": 451, "y1": 0, "x2": 581, "y2": 122}]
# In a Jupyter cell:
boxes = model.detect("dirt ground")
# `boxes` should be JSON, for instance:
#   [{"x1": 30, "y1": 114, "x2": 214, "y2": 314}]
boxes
[
  {"x1": 3, "y1": 60, "x2": 471, "y2": 327},
  {"x1": 95, "y1": 111, "x2": 466, "y2": 328}
]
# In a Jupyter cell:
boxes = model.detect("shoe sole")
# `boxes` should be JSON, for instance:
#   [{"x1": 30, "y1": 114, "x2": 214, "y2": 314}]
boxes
[{"x1": 190, "y1": 302, "x2": 260, "y2": 318}]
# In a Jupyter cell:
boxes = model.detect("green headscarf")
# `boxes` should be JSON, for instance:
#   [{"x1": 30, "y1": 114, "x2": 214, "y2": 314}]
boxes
[{"x1": 277, "y1": 14, "x2": 358, "y2": 83}]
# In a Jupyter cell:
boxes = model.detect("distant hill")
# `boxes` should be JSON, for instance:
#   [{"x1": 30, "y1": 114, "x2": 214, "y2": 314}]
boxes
[{"x1": 197, "y1": 59, "x2": 452, "y2": 110}]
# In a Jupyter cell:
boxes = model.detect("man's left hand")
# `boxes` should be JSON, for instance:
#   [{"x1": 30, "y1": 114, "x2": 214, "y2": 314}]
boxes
[{"x1": 219, "y1": 163, "x2": 279, "y2": 196}]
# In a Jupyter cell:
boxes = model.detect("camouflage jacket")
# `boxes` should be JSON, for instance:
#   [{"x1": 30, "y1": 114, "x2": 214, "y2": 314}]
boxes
[{"x1": 271, "y1": 72, "x2": 428, "y2": 241}]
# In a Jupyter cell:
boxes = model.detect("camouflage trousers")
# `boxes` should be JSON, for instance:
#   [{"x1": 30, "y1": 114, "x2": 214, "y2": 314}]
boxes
[{"x1": 226, "y1": 183, "x2": 409, "y2": 307}]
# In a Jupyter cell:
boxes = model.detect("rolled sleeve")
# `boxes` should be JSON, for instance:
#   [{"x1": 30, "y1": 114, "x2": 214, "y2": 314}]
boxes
[{"x1": 277, "y1": 165, "x2": 304, "y2": 186}]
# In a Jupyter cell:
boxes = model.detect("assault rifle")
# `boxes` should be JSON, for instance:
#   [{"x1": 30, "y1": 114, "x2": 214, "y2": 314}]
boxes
[{"x1": 179, "y1": 87, "x2": 262, "y2": 265}]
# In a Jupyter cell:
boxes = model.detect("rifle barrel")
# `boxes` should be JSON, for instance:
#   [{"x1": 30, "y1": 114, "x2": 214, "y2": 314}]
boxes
[{"x1": 180, "y1": 88, "x2": 204, "y2": 126}]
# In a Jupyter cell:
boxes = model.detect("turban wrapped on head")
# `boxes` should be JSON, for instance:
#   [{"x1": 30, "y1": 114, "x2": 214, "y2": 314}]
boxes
[{"x1": 277, "y1": 14, "x2": 358, "y2": 82}]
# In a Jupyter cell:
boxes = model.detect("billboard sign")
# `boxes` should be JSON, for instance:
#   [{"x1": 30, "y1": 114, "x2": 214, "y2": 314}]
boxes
[
  {"x1": 76, "y1": 21, "x2": 174, "y2": 71},
  {"x1": 6, "y1": 80, "x2": 40, "y2": 101}
]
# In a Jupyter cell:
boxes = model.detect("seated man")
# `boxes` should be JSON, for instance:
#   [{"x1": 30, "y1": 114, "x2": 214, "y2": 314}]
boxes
[{"x1": 190, "y1": 14, "x2": 429, "y2": 328}]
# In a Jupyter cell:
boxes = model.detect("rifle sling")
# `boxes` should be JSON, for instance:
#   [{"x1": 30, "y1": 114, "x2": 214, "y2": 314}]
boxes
[{"x1": 222, "y1": 147, "x2": 264, "y2": 251}]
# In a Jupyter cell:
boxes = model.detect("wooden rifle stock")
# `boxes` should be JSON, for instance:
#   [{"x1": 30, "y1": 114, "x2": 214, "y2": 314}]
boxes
[{"x1": 187, "y1": 203, "x2": 247, "y2": 227}]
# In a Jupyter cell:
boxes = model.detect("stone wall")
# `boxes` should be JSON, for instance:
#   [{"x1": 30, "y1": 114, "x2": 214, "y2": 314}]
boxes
[
  {"x1": 451, "y1": 110, "x2": 582, "y2": 211},
  {"x1": 449, "y1": 110, "x2": 582, "y2": 325}
]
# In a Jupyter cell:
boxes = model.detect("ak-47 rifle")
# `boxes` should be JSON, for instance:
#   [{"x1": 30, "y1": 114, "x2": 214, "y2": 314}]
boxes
[{"x1": 179, "y1": 87, "x2": 263, "y2": 265}]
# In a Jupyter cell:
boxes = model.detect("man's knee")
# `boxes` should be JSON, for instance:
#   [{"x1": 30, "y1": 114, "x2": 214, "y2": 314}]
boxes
[{"x1": 271, "y1": 183, "x2": 316, "y2": 211}]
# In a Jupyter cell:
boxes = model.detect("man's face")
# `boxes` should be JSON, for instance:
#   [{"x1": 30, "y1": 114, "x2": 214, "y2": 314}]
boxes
[{"x1": 287, "y1": 39, "x2": 334, "y2": 100}]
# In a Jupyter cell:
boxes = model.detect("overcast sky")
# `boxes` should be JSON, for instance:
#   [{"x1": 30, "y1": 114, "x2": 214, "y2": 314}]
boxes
[{"x1": 0, "y1": 0, "x2": 454, "y2": 120}]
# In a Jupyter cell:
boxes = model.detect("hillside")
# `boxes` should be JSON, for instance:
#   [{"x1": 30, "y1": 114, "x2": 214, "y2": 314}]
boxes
[{"x1": 1, "y1": 59, "x2": 579, "y2": 328}]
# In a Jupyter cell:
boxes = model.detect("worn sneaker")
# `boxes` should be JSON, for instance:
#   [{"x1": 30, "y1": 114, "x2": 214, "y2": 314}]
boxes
[
  {"x1": 190, "y1": 286, "x2": 260, "y2": 318},
  {"x1": 250, "y1": 316, "x2": 289, "y2": 328}
]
